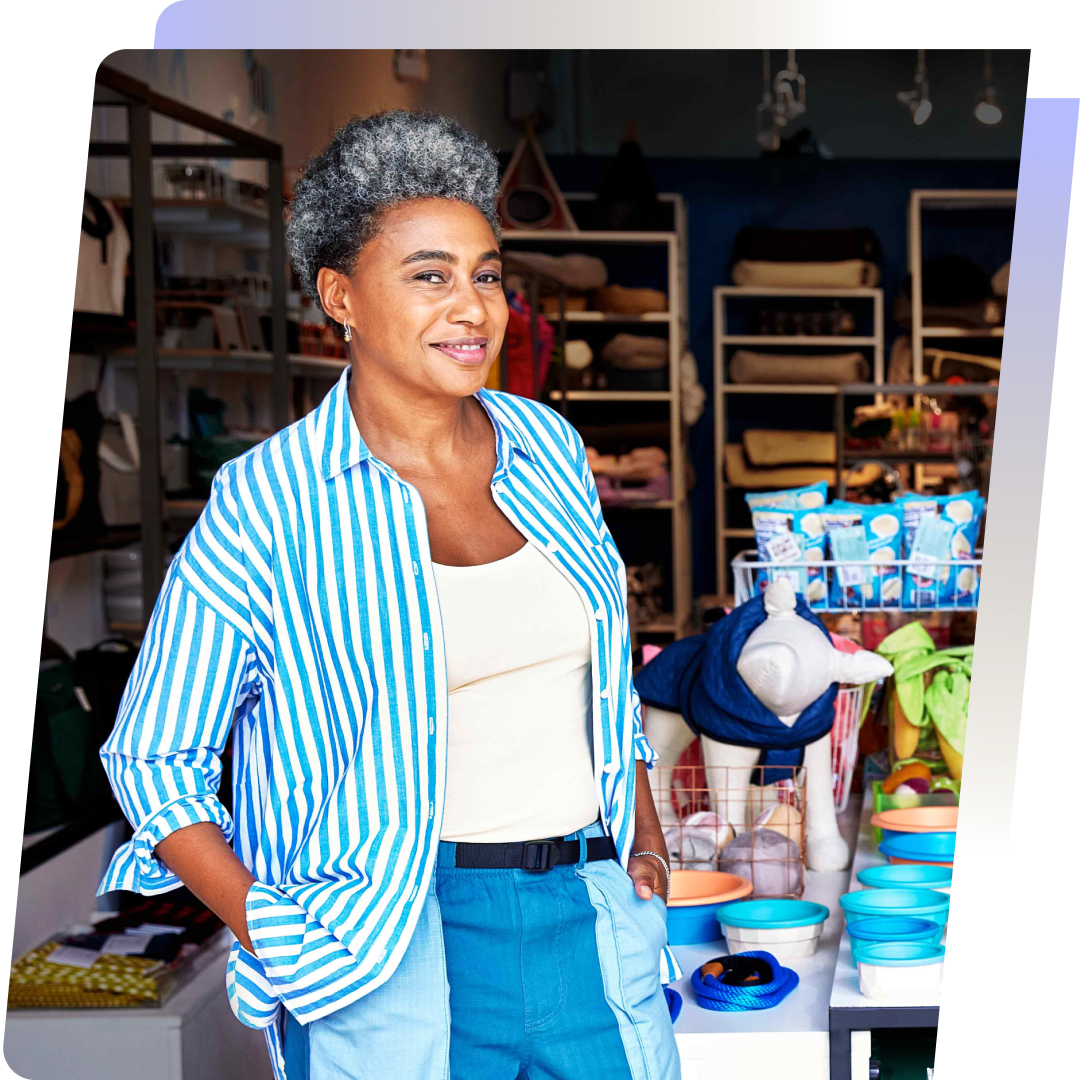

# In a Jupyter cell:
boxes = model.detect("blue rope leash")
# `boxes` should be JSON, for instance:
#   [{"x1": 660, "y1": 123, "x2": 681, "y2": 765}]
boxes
[{"x1": 691, "y1": 951, "x2": 800, "y2": 1011}]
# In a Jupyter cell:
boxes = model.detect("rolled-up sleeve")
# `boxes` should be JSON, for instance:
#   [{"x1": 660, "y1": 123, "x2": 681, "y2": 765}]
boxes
[
  {"x1": 98, "y1": 571, "x2": 258, "y2": 895},
  {"x1": 574, "y1": 432, "x2": 659, "y2": 770}
]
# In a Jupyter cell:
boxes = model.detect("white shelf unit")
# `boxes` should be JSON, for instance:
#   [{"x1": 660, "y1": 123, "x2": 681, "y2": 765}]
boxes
[
  {"x1": 907, "y1": 189, "x2": 1017, "y2": 380},
  {"x1": 713, "y1": 286, "x2": 885, "y2": 599},
  {"x1": 502, "y1": 194, "x2": 692, "y2": 639}
]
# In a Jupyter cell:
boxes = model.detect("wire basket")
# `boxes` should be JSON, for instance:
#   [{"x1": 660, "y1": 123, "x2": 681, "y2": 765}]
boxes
[
  {"x1": 653, "y1": 763, "x2": 807, "y2": 899},
  {"x1": 732, "y1": 550, "x2": 982, "y2": 612},
  {"x1": 831, "y1": 684, "x2": 867, "y2": 813}
]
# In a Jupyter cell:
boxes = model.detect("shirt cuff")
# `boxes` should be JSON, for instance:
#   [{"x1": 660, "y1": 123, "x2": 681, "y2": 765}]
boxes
[
  {"x1": 660, "y1": 944, "x2": 683, "y2": 984},
  {"x1": 633, "y1": 730, "x2": 659, "y2": 769},
  {"x1": 97, "y1": 795, "x2": 234, "y2": 896}
]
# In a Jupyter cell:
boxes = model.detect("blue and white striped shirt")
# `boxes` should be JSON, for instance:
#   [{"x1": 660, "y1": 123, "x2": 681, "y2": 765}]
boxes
[{"x1": 99, "y1": 368, "x2": 678, "y2": 1079}]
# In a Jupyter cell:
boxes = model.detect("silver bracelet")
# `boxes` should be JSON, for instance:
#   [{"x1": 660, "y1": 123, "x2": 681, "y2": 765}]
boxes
[{"x1": 631, "y1": 850, "x2": 670, "y2": 901}]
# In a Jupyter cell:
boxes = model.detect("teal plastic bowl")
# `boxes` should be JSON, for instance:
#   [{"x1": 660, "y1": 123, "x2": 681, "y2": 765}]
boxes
[
  {"x1": 847, "y1": 916, "x2": 943, "y2": 961},
  {"x1": 666, "y1": 904, "x2": 725, "y2": 946},
  {"x1": 839, "y1": 887, "x2": 950, "y2": 928},
  {"x1": 714, "y1": 899, "x2": 831, "y2": 929},
  {"x1": 878, "y1": 832, "x2": 955, "y2": 864},
  {"x1": 857, "y1": 864, "x2": 953, "y2": 892},
  {"x1": 855, "y1": 942, "x2": 945, "y2": 967}
]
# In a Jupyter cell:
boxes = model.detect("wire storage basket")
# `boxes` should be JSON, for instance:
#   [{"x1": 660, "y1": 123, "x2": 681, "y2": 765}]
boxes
[
  {"x1": 731, "y1": 551, "x2": 982, "y2": 613},
  {"x1": 831, "y1": 684, "x2": 867, "y2": 813},
  {"x1": 653, "y1": 763, "x2": 807, "y2": 899}
]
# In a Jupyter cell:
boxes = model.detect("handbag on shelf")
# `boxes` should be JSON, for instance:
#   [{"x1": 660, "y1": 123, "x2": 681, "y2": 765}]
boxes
[{"x1": 26, "y1": 637, "x2": 136, "y2": 834}]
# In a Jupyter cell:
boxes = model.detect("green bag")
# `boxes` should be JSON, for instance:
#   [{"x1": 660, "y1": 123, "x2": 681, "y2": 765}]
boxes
[{"x1": 26, "y1": 639, "x2": 136, "y2": 835}]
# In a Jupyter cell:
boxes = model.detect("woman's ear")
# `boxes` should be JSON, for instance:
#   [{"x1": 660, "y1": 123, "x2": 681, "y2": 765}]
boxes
[{"x1": 317, "y1": 267, "x2": 351, "y2": 327}]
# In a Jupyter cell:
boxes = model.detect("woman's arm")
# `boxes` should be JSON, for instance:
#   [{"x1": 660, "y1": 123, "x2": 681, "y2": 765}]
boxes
[
  {"x1": 627, "y1": 759, "x2": 670, "y2": 903},
  {"x1": 154, "y1": 824, "x2": 256, "y2": 951}
]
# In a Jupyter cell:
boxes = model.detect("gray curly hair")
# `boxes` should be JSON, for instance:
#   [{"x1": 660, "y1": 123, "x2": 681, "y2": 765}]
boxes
[{"x1": 286, "y1": 110, "x2": 502, "y2": 320}]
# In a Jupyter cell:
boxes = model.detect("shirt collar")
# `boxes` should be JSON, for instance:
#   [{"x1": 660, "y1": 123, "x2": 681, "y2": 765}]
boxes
[{"x1": 317, "y1": 369, "x2": 533, "y2": 483}]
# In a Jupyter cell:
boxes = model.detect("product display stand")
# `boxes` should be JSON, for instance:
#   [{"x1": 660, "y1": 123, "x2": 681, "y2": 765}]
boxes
[
  {"x1": 503, "y1": 194, "x2": 692, "y2": 638},
  {"x1": 713, "y1": 286, "x2": 885, "y2": 599},
  {"x1": 827, "y1": 796, "x2": 941, "y2": 1080},
  {"x1": 3, "y1": 931, "x2": 270, "y2": 1080},
  {"x1": 667, "y1": 802, "x2": 861, "y2": 1080}
]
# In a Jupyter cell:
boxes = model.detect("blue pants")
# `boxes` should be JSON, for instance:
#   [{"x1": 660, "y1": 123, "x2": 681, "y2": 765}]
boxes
[{"x1": 282, "y1": 821, "x2": 679, "y2": 1080}]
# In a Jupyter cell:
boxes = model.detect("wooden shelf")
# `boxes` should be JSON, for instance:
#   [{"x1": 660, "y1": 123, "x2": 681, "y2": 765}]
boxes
[
  {"x1": 714, "y1": 286, "x2": 884, "y2": 298},
  {"x1": 719, "y1": 336, "x2": 878, "y2": 347},
  {"x1": 722, "y1": 384, "x2": 844, "y2": 395},
  {"x1": 600, "y1": 499, "x2": 676, "y2": 511},
  {"x1": 721, "y1": 528, "x2": 756, "y2": 538},
  {"x1": 559, "y1": 311, "x2": 671, "y2": 323},
  {"x1": 916, "y1": 327, "x2": 1004, "y2": 338},
  {"x1": 549, "y1": 389, "x2": 672, "y2": 402},
  {"x1": 109, "y1": 349, "x2": 347, "y2": 376},
  {"x1": 501, "y1": 230, "x2": 675, "y2": 244},
  {"x1": 633, "y1": 614, "x2": 678, "y2": 634}
]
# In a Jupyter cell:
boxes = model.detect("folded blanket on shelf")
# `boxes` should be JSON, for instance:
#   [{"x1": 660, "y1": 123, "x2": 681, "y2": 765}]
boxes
[
  {"x1": 728, "y1": 350, "x2": 869, "y2": 386},
  {"x1": 925, "y1": 349, "x2": 1001, "y2": 382},
  {"x1": 743, "y1": 429, "x2": 837, "y2": 467},
  {"x1": 602, "y1": 333, "x2": 669, "y2": 370},
  {"x1": 592, "y1": 284, "x2": 668, "y2": 314},
  {"x1": 732, "y1": 259, "x2": 881, "y2": 289},
  {"x1": 733, "y1": 226, "x2": 883, "y2": 264},
  {"x1": 724, "y1": 446, "x2": 882, "y2": 490},
  {"x1": 991, "y1": 260, "x2": 1010, "y2": 296},
  {"x1": 894, "y1": 292, "x2": 1005, "y2": 330},
  {"x1": 501, "y1": 251, "x2": 608, "y2": 290}
]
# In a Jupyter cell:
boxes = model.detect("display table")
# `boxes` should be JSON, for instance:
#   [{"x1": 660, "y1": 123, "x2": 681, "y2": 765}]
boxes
[
  {"x1": 3, "y1": 930, "x2": 271, "y2": 1080},
  {"x1": 828, "y1": 798, "x2": 940, "y2": 1080},
  {"x1": 670, "y1": 803, "x2": 860, "y2": 1080}
]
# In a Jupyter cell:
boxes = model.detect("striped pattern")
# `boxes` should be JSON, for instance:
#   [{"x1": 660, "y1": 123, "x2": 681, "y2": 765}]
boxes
[{"x1": 99, "y1": 369, "x2": 674, "y2": 1080}]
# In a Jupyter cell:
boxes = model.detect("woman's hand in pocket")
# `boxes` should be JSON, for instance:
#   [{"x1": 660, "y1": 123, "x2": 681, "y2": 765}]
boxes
[{"x1": 628, "y1": 853, "x2": 668, "y2": 905}]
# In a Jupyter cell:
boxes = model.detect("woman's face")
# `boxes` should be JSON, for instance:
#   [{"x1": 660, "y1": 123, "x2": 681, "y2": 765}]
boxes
[{"x1": 321, "y1": 197, "x2": 507, "y2": 399}]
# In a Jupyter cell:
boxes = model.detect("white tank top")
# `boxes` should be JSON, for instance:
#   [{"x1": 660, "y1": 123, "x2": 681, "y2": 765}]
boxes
[{"x1": 433, "y1": 540, "x2": 599, "y2": 843}]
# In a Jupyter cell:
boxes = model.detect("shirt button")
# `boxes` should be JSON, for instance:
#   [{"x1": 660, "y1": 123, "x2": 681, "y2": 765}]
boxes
[
  {"x1": 603, "y1": 761, "x2": 618, "y2": 774},
  {"x1": 600, "y1": 687, "x2": 610, "y2": 699},
  {"x1": 594, "y1": 609, "x2": 603, "y2": 620},
  {"x1": 546, "y1": 541, "x2": 560, "y2": 554}
]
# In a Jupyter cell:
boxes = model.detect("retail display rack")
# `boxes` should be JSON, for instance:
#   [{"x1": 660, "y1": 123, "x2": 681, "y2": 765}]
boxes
[
  {"x1": 502, "y1": 194, "x2": 692, "y2": 640},
  {"x1": 713, "y1": 285, "x2": 886, "y2": 598}
]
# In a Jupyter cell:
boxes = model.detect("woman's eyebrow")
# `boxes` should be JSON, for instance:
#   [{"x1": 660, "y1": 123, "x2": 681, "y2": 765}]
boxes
[
  {"x1": 402, "y1": 249, "x2": 456, "y2": 266},
  {"x1": 401, "y1": 249, "x2": 502, "y2": 267}
]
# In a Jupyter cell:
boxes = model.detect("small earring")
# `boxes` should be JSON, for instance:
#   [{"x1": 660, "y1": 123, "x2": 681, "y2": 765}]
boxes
[{"x1": 343, "y1": 321, "x2": 352, "y2": 343}]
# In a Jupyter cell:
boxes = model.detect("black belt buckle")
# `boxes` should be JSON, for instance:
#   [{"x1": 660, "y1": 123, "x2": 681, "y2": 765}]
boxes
[{"x1": 523, "y1": 840, "x2": 558, "y2": 872}]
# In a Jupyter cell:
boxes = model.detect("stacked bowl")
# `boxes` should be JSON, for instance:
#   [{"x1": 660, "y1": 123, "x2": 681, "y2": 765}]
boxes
[
  {"x1": 715, "y1": 899, "x2": 831, "y2": 961},
  {"x1": 665, "y1": 871, "x2": 753, "y2": 946}
]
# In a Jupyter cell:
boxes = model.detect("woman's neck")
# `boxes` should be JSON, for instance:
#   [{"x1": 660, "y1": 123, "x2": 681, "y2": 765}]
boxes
[{"x1": 346, "y1": 360, "x2": 483, "y2": 473}]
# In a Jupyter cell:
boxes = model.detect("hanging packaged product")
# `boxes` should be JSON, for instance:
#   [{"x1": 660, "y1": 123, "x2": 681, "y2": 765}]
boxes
[
  {"x1": 745, "y1": 480, "x2": 828, "y2": 513},
  {"x1": 750, "y1": 508, "x2": 807, "y2": 595}
]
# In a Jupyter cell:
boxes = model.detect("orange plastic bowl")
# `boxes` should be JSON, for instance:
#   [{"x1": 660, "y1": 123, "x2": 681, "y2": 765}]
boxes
[
  {"x1": 668, "y1": 870, "x2": 753, "y2": 908},
  {"x1": 871, "y1": 806, "x2": 959, "y2": 835}
]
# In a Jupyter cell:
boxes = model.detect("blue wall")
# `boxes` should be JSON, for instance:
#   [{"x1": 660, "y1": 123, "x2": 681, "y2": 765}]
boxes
[{"x1": 542, "y1": 155, "x2": 1021, "y2": 597}]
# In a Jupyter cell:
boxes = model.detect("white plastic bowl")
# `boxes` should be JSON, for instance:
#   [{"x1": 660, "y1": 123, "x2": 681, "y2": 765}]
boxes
[
  {"x1": 856, "y1": 942, "x2": 945, "y2": 1002},
  {"x1": 720, "y1": 921, "x2": 825, "y2": 961}
]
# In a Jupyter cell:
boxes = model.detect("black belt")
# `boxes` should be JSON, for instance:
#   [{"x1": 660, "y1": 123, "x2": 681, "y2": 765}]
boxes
[{"x1": 453, "y1": 835, "x2": 618, "y2": 872}]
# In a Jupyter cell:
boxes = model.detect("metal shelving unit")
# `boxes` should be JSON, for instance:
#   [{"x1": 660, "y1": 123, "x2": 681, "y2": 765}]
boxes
[
  {"x1": 85, "y1": 64, "x2": 288, "y2": 619},
  {"x1": 713, "y1": 285, "x2": 885, "y2": 599},
  {"x1": 502, "y1": 194, "x2": 692, "y2": 639},
  {"x1": 907, "y1": 189, "x2": 1016, "y2": 380}
]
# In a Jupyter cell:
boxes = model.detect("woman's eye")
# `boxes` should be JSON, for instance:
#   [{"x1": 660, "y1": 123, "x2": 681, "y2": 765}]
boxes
[
  {"x1": 476, "y1": 272, "x2": 503, "y2": 285},
  {"x1": 414, "y1": 271, "x2": 446, "y2": 284}
]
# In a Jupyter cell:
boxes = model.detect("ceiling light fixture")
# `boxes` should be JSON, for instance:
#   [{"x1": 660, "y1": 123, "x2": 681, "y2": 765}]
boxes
[
  {"x1": 756, "y1": 49, "x2": 807, "y2": 151},
  {"x1": 898, "y1": 49, "x2": 932, "y2": 126},
  {"x1": 975, "y1": 50, "x2": 1003, "y2": 125},
  {"x1": 755, "y1": 50, "x2": 780, "y2": 152}
]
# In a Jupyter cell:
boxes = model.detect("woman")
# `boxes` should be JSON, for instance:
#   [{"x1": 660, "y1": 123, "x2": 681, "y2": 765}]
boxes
[{"x1": 99, "y1": 111, "x2": 680, "y2": 1080}]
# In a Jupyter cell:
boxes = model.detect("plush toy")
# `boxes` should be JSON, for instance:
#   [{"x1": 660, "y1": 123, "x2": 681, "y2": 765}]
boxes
[
  {"x1": 637, "y1": 579, "x2": 893, "y2": 872},
  {"x1": 876, "y1": 623, "x2": 972, "y2": 782}
]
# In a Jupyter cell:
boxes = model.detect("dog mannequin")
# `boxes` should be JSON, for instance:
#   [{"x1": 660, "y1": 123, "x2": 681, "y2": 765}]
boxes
[{"x1": 642, "y1": 580, "x2": 893, "y2": 872}]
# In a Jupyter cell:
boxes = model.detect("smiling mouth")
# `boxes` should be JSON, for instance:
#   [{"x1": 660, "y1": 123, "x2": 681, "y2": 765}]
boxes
[{"x1": 430, "y1": 339, "x2": 489, "y2": 364}]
